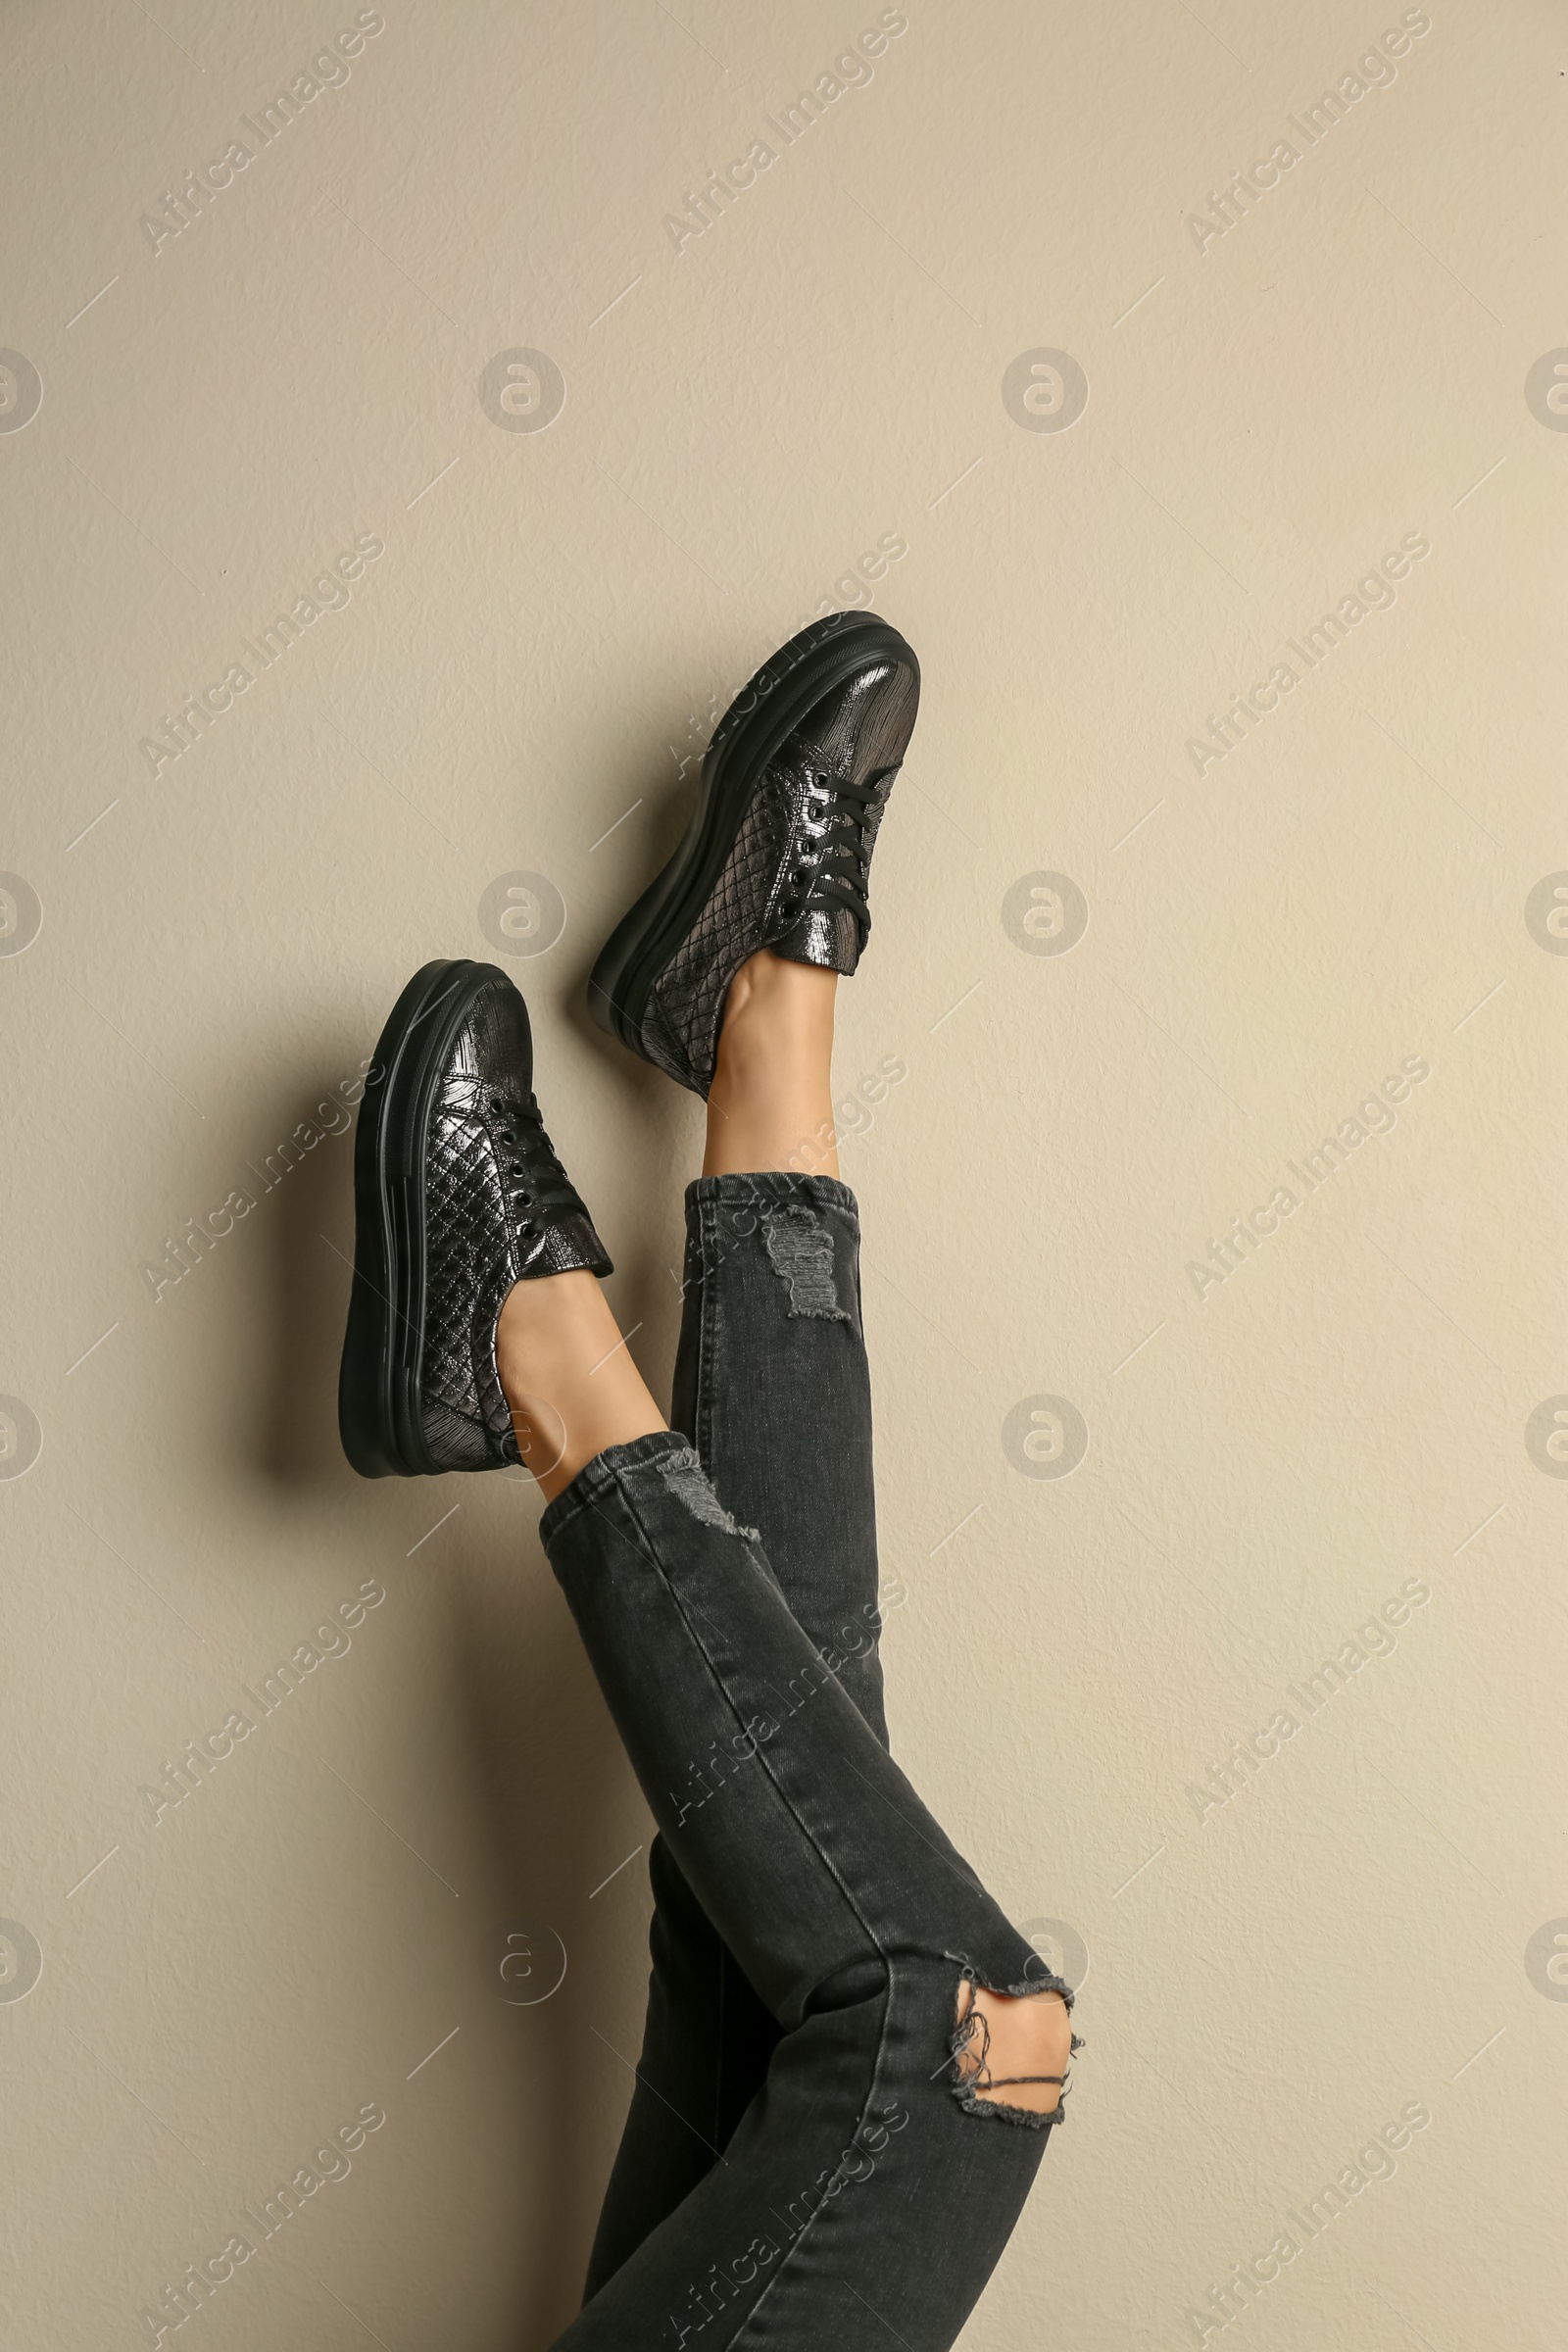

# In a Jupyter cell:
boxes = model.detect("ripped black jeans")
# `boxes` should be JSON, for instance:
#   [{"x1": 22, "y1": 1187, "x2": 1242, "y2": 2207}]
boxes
[{"x1": 541, "y1": 1175, "x2": 1078, "y2": 2351}]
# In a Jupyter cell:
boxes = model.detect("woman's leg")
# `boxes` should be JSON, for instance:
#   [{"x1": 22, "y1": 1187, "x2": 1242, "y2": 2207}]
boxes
[
  {"x1": 497, "y1": 973, "x2": 1075, "y2": 2348},
  {"x1": 494, "y1": 1314, "x2": 1073, "y2": 2348},
  {"x1": 336, "y1": 941, "x2": 1075, "y2": 2344},
  {"x1": 538, "y1": 618, "x2": 1075, "y2": 2339},
  {"x1": 574, "y1": 960, "x2": 893, "y2": 2291},
  {"x1": 571, "y1": 606, "x2": 928, "y2": 2282},
  {"x1": 683, "y1": 964, "x2": 889, "y2": 1738}
]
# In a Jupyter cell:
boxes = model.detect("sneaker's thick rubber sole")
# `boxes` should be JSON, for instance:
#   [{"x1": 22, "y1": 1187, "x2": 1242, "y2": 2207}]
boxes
[
  {"x1": 338, "y1": 957, "x2": 527, "y2": 1479},
  {"x1": 586, "y1": 611, "x2": 919, "y2": 1060}
]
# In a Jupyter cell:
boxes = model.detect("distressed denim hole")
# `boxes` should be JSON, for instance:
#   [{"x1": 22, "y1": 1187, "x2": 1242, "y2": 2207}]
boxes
[
  {"x1": 949, "y1": 1973, "x2": 1077, "y2": 2127},
  {"x1": 762, "y1": 1204, "x2": 846, "y2": 1320},
  {"x1": 657, "y1": 1447, "x2": 759, "y2": 1542}
]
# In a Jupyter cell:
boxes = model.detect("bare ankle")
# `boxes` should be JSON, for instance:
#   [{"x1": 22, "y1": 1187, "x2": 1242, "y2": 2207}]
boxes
[
  {"x1": 495, "y1": 1273, "x2": 665, "y2": 1501},
  {"x1": 705, "y1": 954, "x2": 838, "y2": 1179},
  {"x1": 721, "y1": 948, "x2": 838, "y2": 1033}
]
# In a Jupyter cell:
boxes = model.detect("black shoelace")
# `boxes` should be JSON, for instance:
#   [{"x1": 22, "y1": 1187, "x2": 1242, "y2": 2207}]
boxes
[
  {"x1": 488, "y1": 1090, "x2": 579, "y2": 1240},
  {"x1": 778, "y1": 769, "x2": 885, "y2": 934}
]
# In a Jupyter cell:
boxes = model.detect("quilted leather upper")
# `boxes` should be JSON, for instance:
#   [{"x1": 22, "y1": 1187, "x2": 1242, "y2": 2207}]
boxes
[
  {"x1": 417, "y1": 977, "x2": 611, "y2": 1471},
  {"x1": 639, "y1": 653, "x2": 919, "y2": 1096}
]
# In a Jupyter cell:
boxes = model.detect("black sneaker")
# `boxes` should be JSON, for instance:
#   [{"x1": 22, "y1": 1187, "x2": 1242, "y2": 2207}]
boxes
[
  {"x1": 338, "y1": 960, "x2": 612, "y2": 1478},
  {"x1": 588, "y1": 612, "x2": 919, "y2": 1097}
]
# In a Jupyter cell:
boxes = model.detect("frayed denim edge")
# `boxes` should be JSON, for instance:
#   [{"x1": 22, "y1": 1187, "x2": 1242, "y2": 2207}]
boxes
[{"x1": 944, "y1": 1952, "x2": 1083, "y2": 2132}]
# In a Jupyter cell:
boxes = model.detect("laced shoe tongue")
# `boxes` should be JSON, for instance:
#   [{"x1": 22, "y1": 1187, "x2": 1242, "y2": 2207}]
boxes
[
  {"x1": 791, "y1": 769, "x2": 880, "y2": 929},
  {"x1": 770, "y1": 764, "x2": 893, "y2": 976},
  {"x1": 488, "y1": 1088, "x2": 584, "y2": 1223}
]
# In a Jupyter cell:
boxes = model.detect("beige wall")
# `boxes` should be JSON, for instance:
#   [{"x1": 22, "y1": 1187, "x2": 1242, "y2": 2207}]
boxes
[{"x1": 3, "y1": 0, "x2": 1561, "y2": 2343}]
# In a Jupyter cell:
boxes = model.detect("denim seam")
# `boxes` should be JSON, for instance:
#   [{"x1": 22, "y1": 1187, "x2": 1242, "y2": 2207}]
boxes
[
  {"x1": 537, "y1": 1474, "x2": 600, "y2": 1549},
  {"x1": 601, "y1": 1469, "x2": 917, "y2": 2346},
  {"x1": 537, "y1": 1432, "x2": 683, "y2": 1548},
  {"x1": 611, "y1": 1469, "x2": 885, "y2": 1969},
  {"x1": 729, "y1": 1967, "x2": 900, "y2": 2348},
  {"x1": 710, "y1": 1936, "x2": 728, "y2": 2160},
  {"x1": 553, "y1": 1459, "x2": 1041, "y2": 2332},
  {"x1": 623, "y1": 1261, "x2": 904, "y2": 2341},
  {"x1": 684, "y1": 1171, "x2": 859, "y2": 1217},
  {"x1": 694, "y1": 1194, "x2": 718, "y2": 1471}
]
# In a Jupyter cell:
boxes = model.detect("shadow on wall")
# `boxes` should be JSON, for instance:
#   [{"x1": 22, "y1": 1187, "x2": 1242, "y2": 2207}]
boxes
[
  {"x1": 244, "y1": 1060, "x2": 652, "y2": 2341},
  {"x1": 448, "y1": 1550, "x2": 645, "y2": 2346},
  {"x1": 250, "y1": 1075, "x2": 363, "y2": 1489},
  {"x1": 554, "y1": 730, "x2": 700, "y2": 1082}
]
